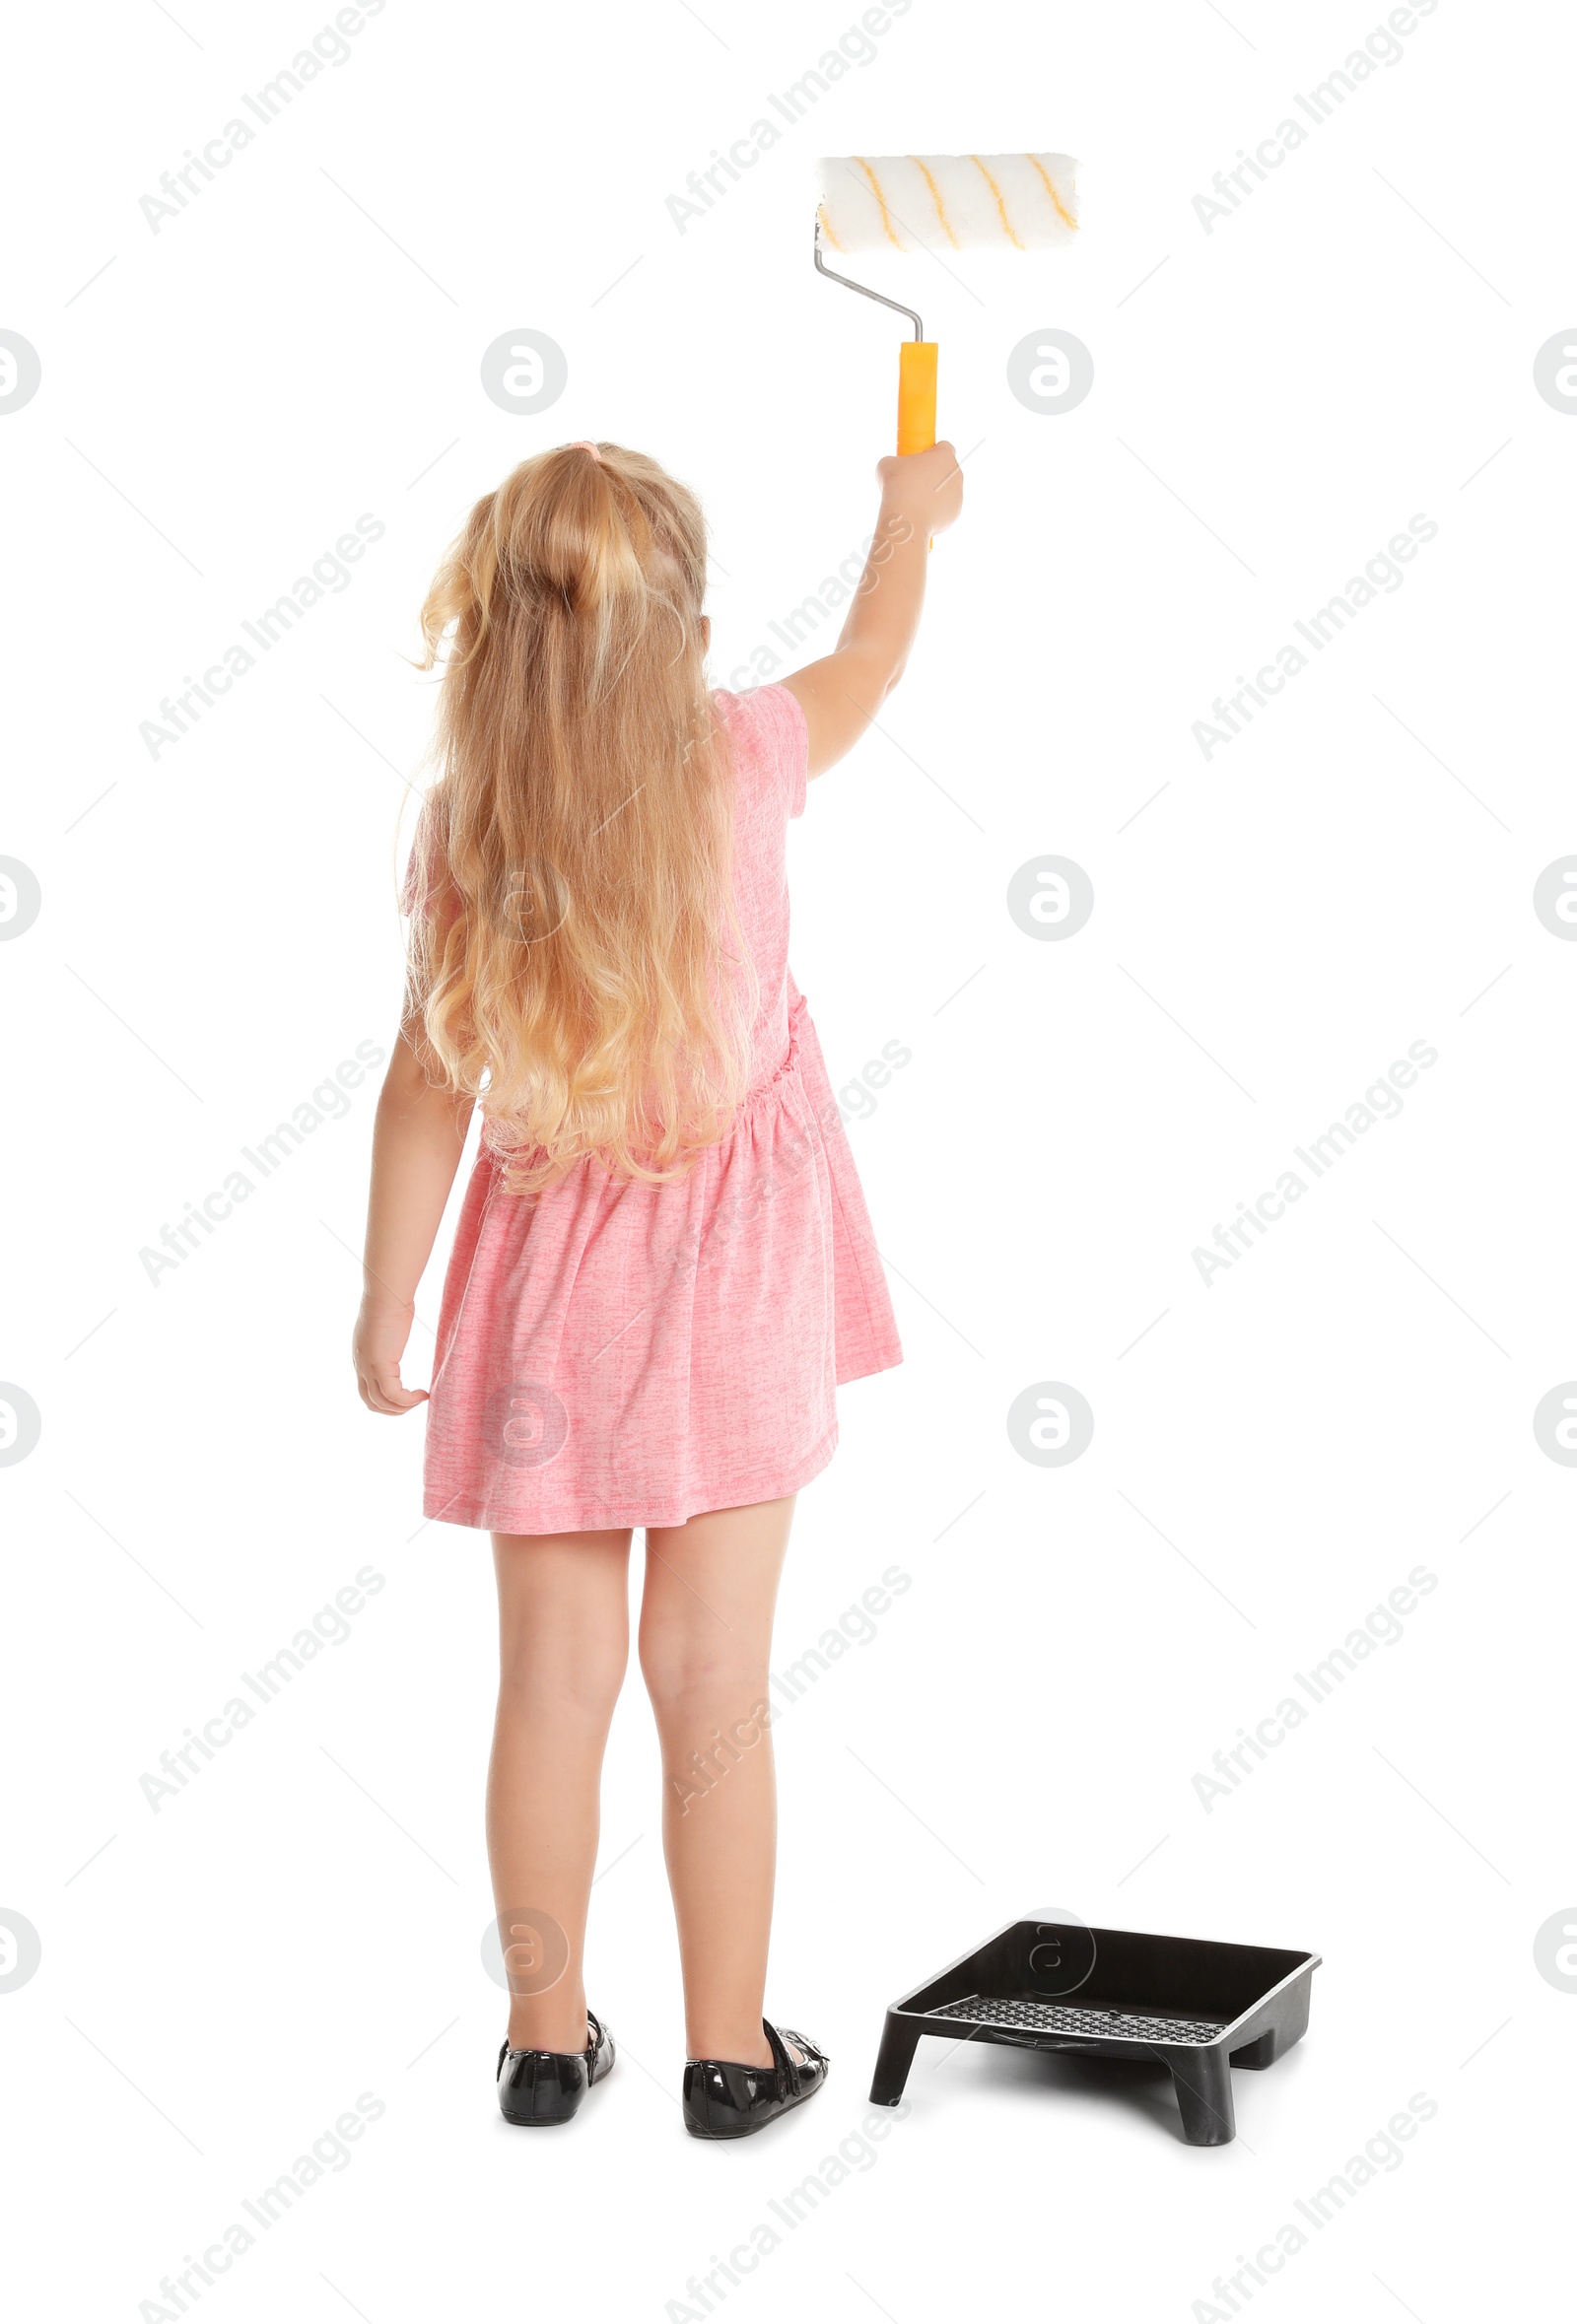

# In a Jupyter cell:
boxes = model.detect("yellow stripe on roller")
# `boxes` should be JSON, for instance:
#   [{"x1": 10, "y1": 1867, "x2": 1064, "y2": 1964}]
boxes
[
  {"x1": 969, "y1": 153, "x2": 1025, "y2": 249},
  {"x1": 1026, "y1": 152, "x2": 1077, "y2": 233},
  {"x1": 816, "y1": 201, "x2": 846, "y2": 252},
  {"x1": 854, "y1": 156, "x2": 905, "y2": 250},
  {"x1": 912, "y1": 156, "x2": 961, "y2": 249}
]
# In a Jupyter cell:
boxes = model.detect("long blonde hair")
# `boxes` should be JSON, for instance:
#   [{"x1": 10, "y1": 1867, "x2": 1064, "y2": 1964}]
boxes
[{"x1": 406, "y1": 443, "x2": 753, "y2": 1196}]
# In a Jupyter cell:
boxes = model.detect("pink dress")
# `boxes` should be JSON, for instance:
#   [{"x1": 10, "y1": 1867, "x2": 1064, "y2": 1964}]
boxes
[{"x1": 410, "y1": 684, "x2": 902, "y2": 1534}]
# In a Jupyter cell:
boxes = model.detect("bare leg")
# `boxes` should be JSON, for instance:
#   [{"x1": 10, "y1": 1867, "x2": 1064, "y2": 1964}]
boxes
[
  {"x1": 640, "y1": 1496, "x2": 795, "y2": 2070},
  {"x1": 488, "y1": 1528, "x2": 632, "y2": 2054}
]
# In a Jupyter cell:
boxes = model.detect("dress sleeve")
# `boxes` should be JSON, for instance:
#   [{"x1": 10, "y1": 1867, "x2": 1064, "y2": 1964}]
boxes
[
  {"x1": 715, "y1": 685, "x2": 808, "y2": 821},
  {"x1": 764, "y1": 683, "x2": 809, "y2": 820}
]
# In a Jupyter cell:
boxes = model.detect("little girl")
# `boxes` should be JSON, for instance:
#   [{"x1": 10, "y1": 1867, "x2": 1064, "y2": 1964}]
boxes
[{"x1": 353, "y1": 435, "x2": 962, "y2": 2137}]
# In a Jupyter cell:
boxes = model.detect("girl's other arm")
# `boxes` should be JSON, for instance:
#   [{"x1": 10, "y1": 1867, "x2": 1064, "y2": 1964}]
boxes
[
  {"x1": 780, "y1": 441, "x2": 963, "y2": 779},
  {"x1": 353, "y1": 1017, "x2": 474, "y2": 1413}
]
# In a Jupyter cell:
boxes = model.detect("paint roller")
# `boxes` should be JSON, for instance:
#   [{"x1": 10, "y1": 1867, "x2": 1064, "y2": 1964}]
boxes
[{"x1": 814, "y1": 153, "x2": 1079, "y2": 455}]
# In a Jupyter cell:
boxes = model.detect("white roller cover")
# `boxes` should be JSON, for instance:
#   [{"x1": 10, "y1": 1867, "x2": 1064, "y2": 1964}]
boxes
[{"x1": 816, "y1": 153, "x2": 1078, "y2": 253}]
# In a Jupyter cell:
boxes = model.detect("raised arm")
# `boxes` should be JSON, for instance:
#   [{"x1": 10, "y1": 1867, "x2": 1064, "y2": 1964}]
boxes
[{"x1": 780, "y1": 441, "x2": 963, "y2": 779}]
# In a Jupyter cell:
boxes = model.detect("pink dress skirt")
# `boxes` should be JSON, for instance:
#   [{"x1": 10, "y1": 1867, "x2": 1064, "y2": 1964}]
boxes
[{"x1": 414, "y1": 684, "x2": 902, "y2": 1534}]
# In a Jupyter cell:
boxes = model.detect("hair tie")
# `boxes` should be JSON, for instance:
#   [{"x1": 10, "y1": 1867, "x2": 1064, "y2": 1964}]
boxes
[{"x1": 570, "y1": 440, "x2": 602, "y2": 463}]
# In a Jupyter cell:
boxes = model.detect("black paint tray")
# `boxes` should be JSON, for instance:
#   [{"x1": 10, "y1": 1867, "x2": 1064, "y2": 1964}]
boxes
[{"x1": 870, "y1": 1915, "x2": 1319, "y2": 2145}]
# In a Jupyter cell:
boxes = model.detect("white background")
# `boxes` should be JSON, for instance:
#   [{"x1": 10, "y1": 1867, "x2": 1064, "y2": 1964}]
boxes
[{"x1": 3, "y1": 0, "x2": 1573, "y2": 2317}]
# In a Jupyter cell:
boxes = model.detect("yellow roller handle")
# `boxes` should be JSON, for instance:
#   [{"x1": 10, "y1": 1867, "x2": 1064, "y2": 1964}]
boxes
[
  {"x1": 897, "y1": 341, "x2": 938, "y2": 549},
  {"x1": 897, "y1": 339, "x2": 937, "y2": 454}
]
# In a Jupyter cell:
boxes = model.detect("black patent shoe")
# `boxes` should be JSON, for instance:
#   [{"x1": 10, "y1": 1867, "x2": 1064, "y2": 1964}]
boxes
[
  {"x1": 683, "y1": 2019, "x2": 828, "y2": 2140},
  {"x1": 496, "y1": 2009, "x2": 615, "y2": 2127}
]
